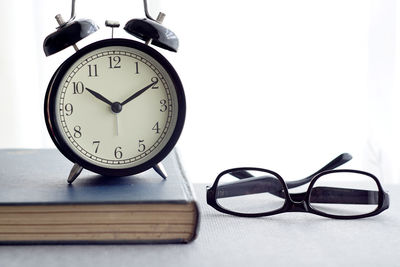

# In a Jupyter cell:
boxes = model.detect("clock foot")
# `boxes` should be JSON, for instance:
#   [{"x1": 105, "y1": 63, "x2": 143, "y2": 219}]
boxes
[
  {"x1": 153, "y1": 163, "x2": 167, "y2": 179},
  {"x1": 67, "y1": 163, "x2": 83, "y2": 184}
]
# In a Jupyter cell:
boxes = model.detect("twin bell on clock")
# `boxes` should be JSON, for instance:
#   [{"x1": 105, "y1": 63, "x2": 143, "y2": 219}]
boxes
[{"x1": 43, "y1": 0, "x2": 186, "y2": 184}]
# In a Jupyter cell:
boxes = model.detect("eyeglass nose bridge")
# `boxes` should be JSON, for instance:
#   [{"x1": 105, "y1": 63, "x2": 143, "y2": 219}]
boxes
[{"x1": 287, "y1": 200, "x2": 309, "y2": 212}]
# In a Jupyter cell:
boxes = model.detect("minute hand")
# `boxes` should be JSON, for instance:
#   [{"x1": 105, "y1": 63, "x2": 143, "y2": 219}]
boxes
[{"x1": 121, "y1": 81, "x2": 157, "y2": 106}]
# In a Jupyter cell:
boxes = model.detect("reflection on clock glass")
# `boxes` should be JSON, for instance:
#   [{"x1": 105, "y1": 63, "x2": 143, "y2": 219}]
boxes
[{"x1": 54, "y1": 46, "x2": 179, "y2": 169}]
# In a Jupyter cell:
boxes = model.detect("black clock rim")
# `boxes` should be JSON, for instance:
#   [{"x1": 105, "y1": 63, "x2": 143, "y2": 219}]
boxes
[{"x1": 44, "y1": 38, "x2": 186, "y2": 177}]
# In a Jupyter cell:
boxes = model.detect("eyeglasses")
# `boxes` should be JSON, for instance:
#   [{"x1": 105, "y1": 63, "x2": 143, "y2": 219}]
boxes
[{"x1": 206, "y1": 153, "x2": 390, "y2": 219}]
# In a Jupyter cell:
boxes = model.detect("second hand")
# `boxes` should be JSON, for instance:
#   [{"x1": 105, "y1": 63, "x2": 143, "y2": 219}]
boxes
[{"x1": 115, "y1": 114, "x2": 119, "y2": 136}]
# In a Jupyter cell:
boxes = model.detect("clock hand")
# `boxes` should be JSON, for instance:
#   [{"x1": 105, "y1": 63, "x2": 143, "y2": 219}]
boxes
[
  {"x1": 85, "y1": 87, "x2": 113, "y2": 106},
  {"x1": 114, "y1": 114, "x2": 119, "y2": 136},
  {"x1": 121, "y1": 81, "x2": 157, "y2": 106}
]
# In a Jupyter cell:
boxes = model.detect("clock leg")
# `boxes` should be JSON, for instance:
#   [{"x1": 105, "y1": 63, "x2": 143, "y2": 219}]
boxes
[
  {"x1": 153, "y1": 163, "x2": 167, "y2": 179},
  {"x1": 67, "y1": 163, "x2": 83, "y2": 184}
]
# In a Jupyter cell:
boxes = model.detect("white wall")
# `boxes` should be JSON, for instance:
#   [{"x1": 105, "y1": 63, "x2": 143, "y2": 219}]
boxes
[{"x1": 0, "y1": 0, "x2": 398, "y2": 184}]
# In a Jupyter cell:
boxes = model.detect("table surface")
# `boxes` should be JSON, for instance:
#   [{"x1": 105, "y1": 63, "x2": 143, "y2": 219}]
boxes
[{"x1": 1, "y1": 184, "x2": 399, "y2": 267}]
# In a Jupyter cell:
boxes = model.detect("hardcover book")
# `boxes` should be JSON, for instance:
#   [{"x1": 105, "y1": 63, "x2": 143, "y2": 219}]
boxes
[{"x1": 0, "y1": 149, "x2": 199, "y2": 244}]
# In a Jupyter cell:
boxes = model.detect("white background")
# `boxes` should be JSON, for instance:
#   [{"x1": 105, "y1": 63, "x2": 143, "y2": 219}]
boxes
[{"x1": 0, "y1": 0, "x2": 399, "y2": 184}]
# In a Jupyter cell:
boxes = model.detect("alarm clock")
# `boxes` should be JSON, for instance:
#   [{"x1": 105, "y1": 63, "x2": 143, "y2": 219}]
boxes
[{"x1": 43, "y1": 0, "x2": 185, "y2": 183}]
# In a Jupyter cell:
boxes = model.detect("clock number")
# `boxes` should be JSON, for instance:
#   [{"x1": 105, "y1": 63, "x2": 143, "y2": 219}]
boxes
[
  {"x1": 151, "y1": 77, "x2": 159, "y2": 89},
  {"x1": 135, "y1": 62, "x2": 139, "y2": 74},
  {"x1": 114, "y1": 146, "x2": 123, "y2": 159},
  {"x1": 64, "y1": 103, "x2": 73, "y2": 116},
  {"x1": 109, "y1": 56, "x2": 121, "y2": 69},
  {"x1": 152, "y1": 122, "x2": 160, "y2": 134},
  {"x1": 88, "y1": 64, "x2": 98, "y2": 77},
  {"x1": 73, "y1": 126, "x2": 82, "y2": 138},
  {"x1": 160, "y1": 99, "x2": 167, "y2": 112},
  {"x1": 138, "y1": 140, "x2": 146, "y2": 153},
  {"x1": 92, "y1": 141, "x2": 100, "y2": 153},
  {"x1": 72, "y1": 82, "x2": 84, "y2": 94}
]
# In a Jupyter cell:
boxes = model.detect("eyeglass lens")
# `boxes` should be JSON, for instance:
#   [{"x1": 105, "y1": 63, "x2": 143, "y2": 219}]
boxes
[
  {"x1": 216, "y1": 170, "x2": 285, "y2": 214},
  {"x1": 309, "y1": 172, "x2": 380, "y2": 216}
]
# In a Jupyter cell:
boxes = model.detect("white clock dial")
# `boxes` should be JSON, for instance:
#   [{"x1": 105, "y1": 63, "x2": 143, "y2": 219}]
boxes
[{"x1": 53, "y1": 44, "x2": 180, "y2": 169}]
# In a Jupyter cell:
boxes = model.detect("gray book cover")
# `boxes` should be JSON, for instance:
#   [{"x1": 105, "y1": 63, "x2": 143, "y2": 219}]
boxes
[{"x1": 0, "y1": 149, "x2": 199, "y2": 244}]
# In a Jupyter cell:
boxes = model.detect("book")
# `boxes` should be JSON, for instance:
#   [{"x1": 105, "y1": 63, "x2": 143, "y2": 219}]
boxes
[{"x1": 0, "y1": 149, "x2": 199, "y2": 244}]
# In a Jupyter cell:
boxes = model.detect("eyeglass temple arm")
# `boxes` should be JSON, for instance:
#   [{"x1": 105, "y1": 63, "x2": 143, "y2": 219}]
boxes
[
  {"x1": 215, "y1": 176, "x2": 285, "y2": 199},
  {"x1": 290, "y1": 187, "x2": 380, "y2": 204},
  {"x1": 230, "y1": 153, "x2": 352, "y2": 189},
  {"x1": 287, "y1": 153, "x2": 353, "y2": 189}
]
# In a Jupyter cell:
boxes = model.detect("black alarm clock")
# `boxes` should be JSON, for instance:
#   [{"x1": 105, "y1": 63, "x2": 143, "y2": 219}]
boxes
[{"x1": 43, "y1": 0, "x2": 185, "y2": 183}]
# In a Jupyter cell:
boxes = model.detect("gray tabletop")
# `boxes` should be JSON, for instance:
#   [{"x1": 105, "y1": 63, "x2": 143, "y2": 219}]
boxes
[{"x1": 1, "y1": 184, "x2": 399, "y2": 267}]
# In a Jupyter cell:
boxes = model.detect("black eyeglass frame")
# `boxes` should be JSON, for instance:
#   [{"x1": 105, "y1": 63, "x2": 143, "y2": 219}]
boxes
[{"x1": 207, "y1": 167, "x2": 390, "y2": 219}]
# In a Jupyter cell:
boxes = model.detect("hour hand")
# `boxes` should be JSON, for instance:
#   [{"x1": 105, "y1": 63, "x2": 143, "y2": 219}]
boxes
[{"x1": 86, "y1": 87, "x2": 113, "y2": 106}]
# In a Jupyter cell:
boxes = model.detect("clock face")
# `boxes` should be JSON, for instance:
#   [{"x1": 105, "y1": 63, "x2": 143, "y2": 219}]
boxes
[{"x1": 46, "y1": 39, "x2": 185, "y2": 176}]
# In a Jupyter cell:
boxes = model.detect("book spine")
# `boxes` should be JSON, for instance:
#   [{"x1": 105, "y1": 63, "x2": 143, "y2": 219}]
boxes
[{"x1": 173, "y1": 148, "x2": 200, "y2": 243}]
